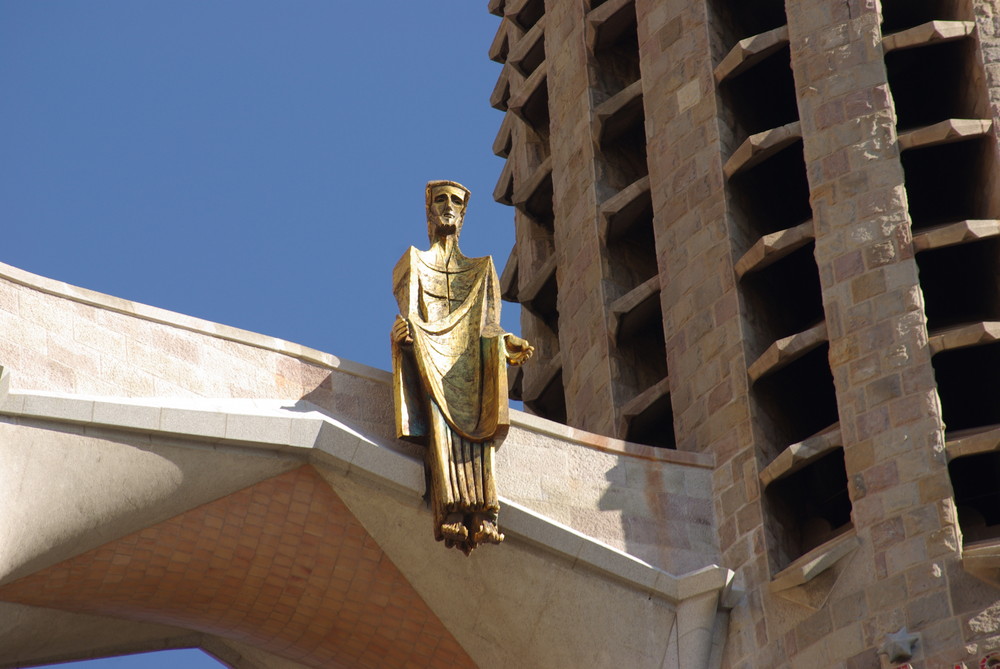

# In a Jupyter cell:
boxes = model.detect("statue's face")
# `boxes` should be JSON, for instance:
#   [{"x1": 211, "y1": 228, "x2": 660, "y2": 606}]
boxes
[{"x1": 429, "y1": 185, "x2": 467, "y2": 237}]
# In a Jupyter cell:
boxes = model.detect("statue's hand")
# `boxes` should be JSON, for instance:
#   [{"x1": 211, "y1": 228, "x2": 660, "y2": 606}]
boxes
[
  {"x1": 504, "y1": 334, "x2": 534, "y2": 366},
  {"x1": 392, "y1": 315, "x2": 413, "y2": 346}
]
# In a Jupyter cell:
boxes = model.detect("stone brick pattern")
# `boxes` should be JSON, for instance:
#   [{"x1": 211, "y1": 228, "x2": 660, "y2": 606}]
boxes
[
  {"x1": 491, "y1": 0, "x2": 1000, "y2": 666},
  {"x1": 493, "y1": 0, "x2": 678, "y2": 447},
  {"x1": 0, "y1": 269, "x2": 402, "y2": 454},
  {"x1": 0, "y1": 466, "x2": 474, "y2": 669},
  {"x1": 632, "y1": 0, "x2": 767, "y2": 663},
  {"x1": 543, "y1": 0, "x2": 618, "y2": 435}
]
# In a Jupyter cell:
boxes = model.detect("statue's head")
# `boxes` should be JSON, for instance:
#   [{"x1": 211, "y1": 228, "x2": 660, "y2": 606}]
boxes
[{"x1": 426, "y1": 180, "x2": 471, "y2": 243}]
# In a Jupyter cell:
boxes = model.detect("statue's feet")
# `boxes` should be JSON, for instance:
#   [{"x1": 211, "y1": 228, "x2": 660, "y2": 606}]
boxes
[
  {"x1": 441, "y1": 521, "x2": 468, "y2": 543},
  {"x1": 472, "y1": 519, "x2": 504, "y2": 545}
]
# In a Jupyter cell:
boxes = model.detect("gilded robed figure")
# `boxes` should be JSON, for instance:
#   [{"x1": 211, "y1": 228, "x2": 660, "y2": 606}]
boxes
[{"x1": 391, "y1": 180, "x2": 533, "y2": 554}]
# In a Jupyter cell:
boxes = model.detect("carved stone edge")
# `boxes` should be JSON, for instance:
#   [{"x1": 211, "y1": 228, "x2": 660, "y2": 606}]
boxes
[
  {"x1": 601, "y1": 174, "x2": 652, "y2": 240},
  {"x1": 499, "y1": 246, "x2": 519, "y2": 302},
  {"x1": 519, "y1": 252, "x2": 557, "y2": 307},
  {"x1": 768, "y1": 530, "x2": 860, "y2": 593},
  {"x1": 946, "y1": 423, "x2": 1000, "y2": 461},
  {"x1": 882, "y1": 19, "x2": 976, "y2": 53},
  {"x1": 508, "y1": 60, "x2": 548, "y2": 125},
  {"x1": 593, "y1": 78, "x2": 644, "y2": 145},
  {"x1": 609, "y1": 275, "x2": 661, "y2": 342},
  {"x1": 488, "y1": 0, "x2": 506, "y2": 18},
  {"x1": 723, "y1": 120, "x2": 802, "y2": 178},
  {"x1": 961, "y1": 537, "x2": 1000, "y2": 572},
  {"x1": 493, "y1": 158, "x2": 514, "y2": 206},
  {"x1": 759, "y1": 422, "x2": 842, "y2": 488},
  {"x1": 734, "y1": 219, "x2": 815, "y2": 278},
  {"x1": 714, "y1": 24, "x2": 790, "y2": 83},
  {"x1": 490, "y1": 63, "x2": 514, "y2": 111},
  {"x1": 927, "y1": 321, "x2": 1000, "y2": 356},
  {"x1": 911, "y1": 219, "x2": 1000, "y2": 253},
  {"x1": 492, "y1": 112, "x2": 514, "y2": 158},
  {"x1": 512, "y1": 155, "x2": 553, "y2": 215},
  {"x1": 621, "y1": 375, "x2": 671, "y2": 421},
  {"x1": 506, "y1": 495, "x2": 738, "y2": 607},
  {"x1": 747, "y1": 321, "x2": 827, "y2": 383},
  {"x1": 585, "y1": 0, "x2": 634, "y2": 52},
  {"x1": 508, "y1": 14, "x2": 546, "y2": 76},
  {"x1": 489, "y1": 17, "x2": 517, "y2": 64},
  {"x1": 897, "y1": 118, "x2": 993, "y2": 152}
]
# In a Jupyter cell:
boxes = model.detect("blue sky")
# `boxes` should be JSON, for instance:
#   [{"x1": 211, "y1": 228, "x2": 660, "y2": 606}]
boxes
[{"x1": 1, "y1": 2, "x2": 512, "y2": 667}]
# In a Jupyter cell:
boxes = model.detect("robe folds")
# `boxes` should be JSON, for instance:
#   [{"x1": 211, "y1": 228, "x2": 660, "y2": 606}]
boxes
[{"x1": 392, "y1": 246, "x2": 509, "y2": 542}]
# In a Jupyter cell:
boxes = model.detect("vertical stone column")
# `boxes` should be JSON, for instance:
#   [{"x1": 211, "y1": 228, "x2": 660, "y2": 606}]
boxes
[
  {"x1": 635, "y1": 0, "x2": 765, "y2": 661},
  {"x1": 634, "y1": 0, "x2": 754, "y2": 458},
  {"x1": 973, "y1": 0, "x2": 1000, "y2": 214},
  {"x1": 544, "y1": 0, "x2": 618, "y2": 435},
  {"x1": 785, "y1": 2, "x2": 958, "y2": 666}
]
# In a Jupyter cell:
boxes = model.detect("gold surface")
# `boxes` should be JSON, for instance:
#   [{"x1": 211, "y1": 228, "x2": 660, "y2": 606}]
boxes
[{"x1": 392, "y1": 180, "x2": 532, "y2": 554}]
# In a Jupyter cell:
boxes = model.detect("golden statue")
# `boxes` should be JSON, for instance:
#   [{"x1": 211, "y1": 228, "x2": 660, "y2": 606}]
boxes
[{"x1": 392, "y1": 180, "x2": 533, "y2": 554}]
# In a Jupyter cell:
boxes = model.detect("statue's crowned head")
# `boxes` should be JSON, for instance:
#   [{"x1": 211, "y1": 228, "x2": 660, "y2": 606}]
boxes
[{"x1": 426, "y1": 180, "x2": 471, "y2": 243}]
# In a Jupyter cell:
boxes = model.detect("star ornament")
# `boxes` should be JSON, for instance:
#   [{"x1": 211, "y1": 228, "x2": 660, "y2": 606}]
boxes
[{"x1": 880, "y1": 627, "x2": 920, "y2": 663}]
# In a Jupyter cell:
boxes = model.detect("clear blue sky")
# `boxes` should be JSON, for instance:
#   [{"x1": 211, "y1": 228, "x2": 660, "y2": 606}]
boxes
[{"x1": 0, "y1": 2, "x2": 511, "y2": 667}]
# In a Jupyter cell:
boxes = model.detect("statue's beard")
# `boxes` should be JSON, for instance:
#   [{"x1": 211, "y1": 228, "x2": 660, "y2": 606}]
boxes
[{"x1": 431, "y1": 216, "x2": 461, "y2": 238}]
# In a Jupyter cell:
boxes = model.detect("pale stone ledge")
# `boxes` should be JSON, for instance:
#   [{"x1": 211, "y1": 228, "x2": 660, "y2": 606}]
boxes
[
  {"x1": 747, "y1": 321, "x2": 827, "y2": 383},
  {"x1": 723, "y1": 121, "x2": 801, "y2": 178},
  {"x1": 508, "y1": 14, "x2": 545, "y2": 77},
  {"x1": 490, "y1": 62, "x2": 513, "y2": 112},
  {"x1": 512, "y1": 155, "x2": 553, "y2": 217},
  {"x1": 609, "y1": 275, "x2": 661, "y2": 342},
  {"x1": 593, "y1": 78, "x2": 644, "y2": 145},
  {"x1": 601, "y1": 174, "x2": 651, "y2": 241},
  {"x1": 769, "y1": 529, "x2": 860, "y2": 592},
  {"x1": 897, "y1": 118, "x2": 992, "y2": 151},
  {"x1": 759, "y1": 422, "x2": 841, "y2": 487},
  {"x1": 911, "y1": 219, "x2": 1000, "y2": 253},
  {"x1": 734, "y1": 219, "x2": 814, "y2": 278},
  {"x1": 499, "y1": 245, "x2": 519, "y2": 301},
  {"x1": 508, "y1": 59, "x2": 547, "y2": 126},
  {"x1": 493, "y1": 156, "x2": 514, "y2": 205},
  {"x1": 0, "y1": 388, "x2": 733, "y2": 610},
  {"x1": 946, "y1": 423, "x2": 1000, "y2": 460},
  {"x1": 928, "y1": 321, "x2": 1000, "y2": 356},
  {"x1": 489, "y1": 17, "x2": 515, "y2": 64},
  {"x1": 882, "y1": 20, "x2": 976, "y2": 53},
  {"x1": 504, "y1": 501, "x2": 738, "y2": 609},
  {"x1": 492, "y1": 111, "x2": 514, "y2": 158},
  {"x1": 621, "y1": 375, "x2": 671, "y2": 424},
  {"x1": 586, "y1": 0, "x2": 636, "y2": 52},
  {"x1": 714, "y1": 25, "x2": 790, "y2": 83}
]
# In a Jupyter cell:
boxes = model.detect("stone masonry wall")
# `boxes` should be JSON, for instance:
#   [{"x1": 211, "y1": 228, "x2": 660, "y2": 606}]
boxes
[
  {"x1": 634, "y1": 0, "x2": 764, "y2": 658},
  {"x1": 544, "y1": 0, "x2": 620, "y2": 436},
  {"x1": 0, "y1": 263, "x2": 717, "y2": 577}
]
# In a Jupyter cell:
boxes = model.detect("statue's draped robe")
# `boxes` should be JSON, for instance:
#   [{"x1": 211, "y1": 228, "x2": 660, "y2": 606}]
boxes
[{"x1": 392, "y1": 246, "x2": 509, "y2": 544}]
